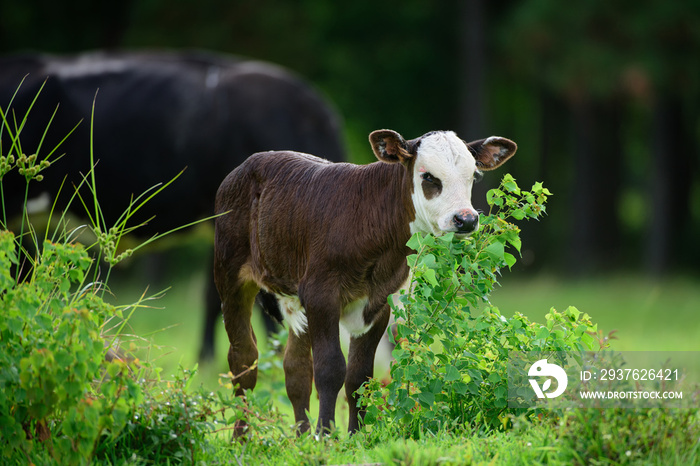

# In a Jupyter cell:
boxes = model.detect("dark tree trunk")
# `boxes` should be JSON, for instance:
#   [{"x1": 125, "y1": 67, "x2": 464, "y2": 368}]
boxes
[
  {"x1": 534, "y1": 89, "x2": 570, "y2": 269},
  {"x1": 647, "y1": 95, "x2": 693, "y2": 275},
  {"x1": 458, "y1": 0, "x2": 485, "y2": 140},
  {"x1": 569, "y1": 98, "x2": 623, "y2": 274}
]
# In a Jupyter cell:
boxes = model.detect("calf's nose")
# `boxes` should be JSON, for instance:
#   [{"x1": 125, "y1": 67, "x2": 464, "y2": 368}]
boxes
[{"x1": 453, "y1": 210, "x2": 479, "y2": 233}]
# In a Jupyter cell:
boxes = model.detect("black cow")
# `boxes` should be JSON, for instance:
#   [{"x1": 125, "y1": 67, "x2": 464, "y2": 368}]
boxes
[{"x1": 0, "y1": 50, "x2": 346, "y2": 361}]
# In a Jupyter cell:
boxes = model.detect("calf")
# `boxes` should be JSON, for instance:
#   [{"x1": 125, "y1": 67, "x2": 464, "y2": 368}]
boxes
[{"x1": 214, "y1": 129, "x2": 516, "y2": 434}]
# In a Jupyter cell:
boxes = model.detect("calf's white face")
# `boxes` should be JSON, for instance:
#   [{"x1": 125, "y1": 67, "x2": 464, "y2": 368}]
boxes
[
  {"x1": 369, "y1": 129, "x2": 517, "y2": 237},
  {"x1": 410, "y1": 132, "x2": 480, "y2": 236}
]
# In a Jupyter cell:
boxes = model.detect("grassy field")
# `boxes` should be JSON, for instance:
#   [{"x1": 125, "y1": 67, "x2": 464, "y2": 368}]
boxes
[
  {"x1": 104, "y1": 240, "x2": 700, "y2": 465},
  {"x1": 493, "y1": 273, "x2": 700, "y2": 352},
  {"x1": 114, "y1": 242, "x2": 700, "y2": 380}
]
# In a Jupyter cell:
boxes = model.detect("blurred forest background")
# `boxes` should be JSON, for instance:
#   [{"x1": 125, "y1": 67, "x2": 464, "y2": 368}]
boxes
[{"x1": 2, "y1": 0, "x2": 699, "y2": 277}]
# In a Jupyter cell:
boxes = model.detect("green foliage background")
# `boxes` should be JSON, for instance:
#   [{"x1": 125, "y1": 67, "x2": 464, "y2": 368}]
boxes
[{"x1": 2, "y1": 0, "x2": 700, "y2": 274}]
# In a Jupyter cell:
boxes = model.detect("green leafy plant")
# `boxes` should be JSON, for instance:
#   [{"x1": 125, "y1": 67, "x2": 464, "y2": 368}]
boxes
[
  {"x1": 0, "y1": 83, "x2": 238, "y2": 464},
  {"x1": 0, "y1": 228, "x2": 147, "y2": 463},
  {"x1": 0, "y1": 82, "x2": 140, "y2": 464},
  {"x1": 359, "y1": 175, "x2": 601, "y2": 436}
]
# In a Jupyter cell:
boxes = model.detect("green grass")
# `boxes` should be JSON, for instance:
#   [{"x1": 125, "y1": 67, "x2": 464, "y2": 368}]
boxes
[
  {"x1": 102, "y1": 242, "x2": 700, "y2": 465},
  {"x1": 492, "y1": 273, "x2": 700, "y2": 352},
  {"x1": 197, "y1": 428, "x2": 575, "y2": 465},
  {"x1": 190, "y1": 408, "x2": 700, "y2": 465}
]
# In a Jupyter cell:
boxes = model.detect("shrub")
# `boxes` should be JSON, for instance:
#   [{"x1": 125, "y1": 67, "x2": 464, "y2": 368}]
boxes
[
  {"x1": 0, "y1": 230, "x2": 145, "y2": 464},
  {"x1": 358, "y1": 175, "x2": 601, "y2": 436},
  {"x1": 0, "y1": 84, "x2": 241, "y2": 464}
]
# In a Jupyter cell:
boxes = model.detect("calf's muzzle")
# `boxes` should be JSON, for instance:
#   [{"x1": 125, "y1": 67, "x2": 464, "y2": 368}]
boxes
[{"x1": 453, "y1": 209, "x2": 479, "y2": 234}]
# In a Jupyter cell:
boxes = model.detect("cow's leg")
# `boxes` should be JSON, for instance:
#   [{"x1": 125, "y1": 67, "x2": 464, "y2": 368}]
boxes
[
  {"x1": 202, "y1": 273, "x2": 283, "y2": 363},
  {"x1": 283, "y1": 329, "x2": 313, "y2": 434},
  {"x1": 301, "y1": 287, "x2": 345, "y2": 434},
  {"x1": 345, "y1": 303, "x2": 391, "y2": 433},
  {"x1": 310, "y1": 328, "x2": 345, "y2": 435},
  {"x1": 219, "y1": 279, "x2": 260, "y2": 436},
  {"x1": 221, "y1": 280, "x2": 260, "y2": 395},
  {"x1": 199, "y1": 255, "x2": 220, "y2": 362}
]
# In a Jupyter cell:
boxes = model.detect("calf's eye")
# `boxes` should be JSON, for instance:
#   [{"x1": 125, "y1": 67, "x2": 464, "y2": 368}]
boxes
[
  {"x1": 422, "y1": 172, "x2": 438, "y2": 184},
  {"x1": 420, "y1": 172, "x2": 443, "y2": 200}
]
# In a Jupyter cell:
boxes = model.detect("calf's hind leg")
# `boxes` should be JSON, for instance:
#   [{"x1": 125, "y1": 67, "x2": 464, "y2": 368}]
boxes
[
  {"x1": 217, "y1": 277, "x2": 260, "y2": 437},
  {"x1": 219, "y1": 280, "x2": 260, "y2": 396}
]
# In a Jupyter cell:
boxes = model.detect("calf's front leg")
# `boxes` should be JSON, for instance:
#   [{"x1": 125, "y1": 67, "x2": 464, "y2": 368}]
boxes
[{"x1": 301, "y1": 289, "x2": 346, "y2": 435}]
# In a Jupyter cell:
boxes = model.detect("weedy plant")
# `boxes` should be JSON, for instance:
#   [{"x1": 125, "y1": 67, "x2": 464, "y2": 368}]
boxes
[
  {"x1": 358, "y1": 175, "x2": 602, "y2": 437},
  {"x1": 0, "y1": 81, "x2": 249, "y2": 464}
]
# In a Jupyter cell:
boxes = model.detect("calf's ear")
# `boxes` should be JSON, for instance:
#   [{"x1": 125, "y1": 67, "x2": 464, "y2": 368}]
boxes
[
  {"x1": 369, "y1": 129, "x2": 414, "y2": 164},
  {"x1": 467, "y1": 136, "x2": 517, "y2": 170}
]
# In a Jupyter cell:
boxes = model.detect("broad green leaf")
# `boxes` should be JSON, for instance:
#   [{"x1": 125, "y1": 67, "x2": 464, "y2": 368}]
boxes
[
  {"x1": 421, "y1": 253, "x2": 437, "y2": 268},
  {"x1": 502, "y1": 175, "x2": 520, "y2": 194},
  {"x1": 565, "y1": 306, "x2": 581, "y2": 322},
  {"x1": 511, "y1": 209, "x2": 526, "y2": 220},
  {"x1": 484, "y1": 242, "x2": 505, "y2": 262},
  {"x1": 444, "y1": 365, "x2": 461, "y2": 382},
  {"x1": 418, "y1": 391, "x2": 435, "y2": 407},
  {"x1": 407, "y1": 234, "x2": 422, "y2": 251},
  {"x1": 424, "y1": 269, "x2": 438, "y2": 287}
]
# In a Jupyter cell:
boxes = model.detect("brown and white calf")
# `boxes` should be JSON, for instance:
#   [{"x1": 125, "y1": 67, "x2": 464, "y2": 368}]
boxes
[{"x1": 214, "y1": 129, "x2": 516, "y2": 434}]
